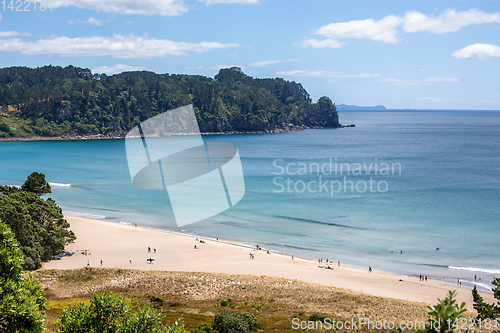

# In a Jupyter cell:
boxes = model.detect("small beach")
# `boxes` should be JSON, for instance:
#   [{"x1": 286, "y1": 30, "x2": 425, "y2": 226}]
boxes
[{"x1": 42, "y1": 214, "x2": 496, "y2": 310}]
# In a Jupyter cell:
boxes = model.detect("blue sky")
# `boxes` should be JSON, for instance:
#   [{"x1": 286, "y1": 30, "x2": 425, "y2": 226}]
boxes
[{"x1": 1, "y1": 0, "x2": 499, "y2": 109}]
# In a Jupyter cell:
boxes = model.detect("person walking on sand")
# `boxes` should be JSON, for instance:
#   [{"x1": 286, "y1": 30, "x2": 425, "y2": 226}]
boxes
[
  {"x1": 100, "y1": 260, "x2": 102, "y2": 266},
  {"x1": 148, "y1": 247, "x2": 151, "y2": 253},
  {"x1": 87, "y1": 261, "x2": 90, "y2": 267},
  {"x1": 338, "y1": 261, "x2": 340, "y2": 267},
  {"x1": 368, "y1": 266, "x2": 372, "y2": 273}
]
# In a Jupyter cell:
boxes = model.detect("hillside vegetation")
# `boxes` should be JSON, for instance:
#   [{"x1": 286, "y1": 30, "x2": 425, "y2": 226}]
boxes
[{"x1": 0, "y1": 66, "x2": 339, "y2": 138}]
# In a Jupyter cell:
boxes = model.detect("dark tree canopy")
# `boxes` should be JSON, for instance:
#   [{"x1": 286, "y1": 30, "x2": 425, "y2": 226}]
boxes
[
  {"x1": 21, "y1": 171, "x2": 51, "y2": 196},
  {"x1": 0, "y1": 174, "x2": 75, "y2": 270},
  {"x1": 472, "y1": 280, "x2": 500, "y2": 320},
  {"x1": 0, "y1": 66, "x2": 339, "y2": 138},
  {"x1": 0, "y1": 221, "x2": 46, "y2": 332}
]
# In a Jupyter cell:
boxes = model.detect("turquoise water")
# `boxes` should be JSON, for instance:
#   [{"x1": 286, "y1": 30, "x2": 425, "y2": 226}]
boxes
[{"x1": 1, "y1": 111, "x2": 499, "y2": 291}]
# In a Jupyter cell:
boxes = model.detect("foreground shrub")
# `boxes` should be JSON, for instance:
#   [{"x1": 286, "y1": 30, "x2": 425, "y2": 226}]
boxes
[
  {"x1": 413, "y1": 290, "x2": 466, "y2": 333},
  {"x1": 56, "y1": 290, "x2": 185, "y2": 333},
  {"x1": 211, "y1": 311, "x2": 257, "y2": 333}
]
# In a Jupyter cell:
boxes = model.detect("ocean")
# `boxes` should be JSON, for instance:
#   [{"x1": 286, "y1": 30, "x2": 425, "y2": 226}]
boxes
[{"x1": 1, "y1": 110, "x2": 499, "y2": 291}]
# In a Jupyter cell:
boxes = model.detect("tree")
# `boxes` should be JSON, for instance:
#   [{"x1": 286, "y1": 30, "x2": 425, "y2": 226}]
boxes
[
  {"x1": 0, "y1": 65, "x2": 340, "y2": 137},
  {"x1": 0, "y1": 174, "x2": 75, "y2": 270},
  {"x1": 56, "y1": 290, "x2": 185, "y2": 333},
  {"x1": 21, "y1": 172, "x2": 51, "y2": 196},
  {"x1": 413, "y1": 290, "x2": 467, "y2": 333},
  {"x1": 472, "y1": 280, "x2": 500, "y2": 320},
  {"x1": 0, "y1": 221, "x2": 46, "y2": 333}
]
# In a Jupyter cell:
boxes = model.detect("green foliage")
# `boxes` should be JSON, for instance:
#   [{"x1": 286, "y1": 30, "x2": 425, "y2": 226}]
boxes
[
  {"x1": 413, "y1": 290, "x2": 467, "y2": 333},
  {"x1": 220, "y1": 298, "x2": 237, "y2": 308},
  {"x1": 150, "y1": 295, "x2": 165, "y2": 303},
  {"x1": 56, "y1": 290, "x2": 185, "y2": 333},
  {"x1": 250, "y1": 302, "x2": 262, "y2": 311},
  {"x1": 0, "y1": 173, "x2": 75, "y2": 270},
  {"x1": 211, "y1": 311, "x2": 258, "y2": 333},
  {"x1": 0, "y1": 66, "x2": 339, "y2": 137},
  {"x1": 472, "y1": 279, "x2": 500, "y2": 320},
  {"x1": 21, "y1": 171, "x2": 51, "y2": 196},
  {"x1": 194, "y1": 322, "x2": 216, "y2": 333},
  {"x1": 307, "y1": 313, "x2": 328, "y2": 322},
  {"x1": 0, "y1": 221, "x2": 47, "y2": 332}
]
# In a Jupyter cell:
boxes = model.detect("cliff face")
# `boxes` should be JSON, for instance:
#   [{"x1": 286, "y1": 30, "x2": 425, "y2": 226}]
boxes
[{"x1": 0, "y1": 66, "x2": 339, "y2": 138}]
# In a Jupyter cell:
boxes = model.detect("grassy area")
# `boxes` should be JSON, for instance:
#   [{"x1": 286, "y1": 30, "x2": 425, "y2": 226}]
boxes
[
  {"x1": 0, "y1": 115, "x2": 35, "y2": 137},
  {"x1": 34, "y1": 268, "x2": 436, "y2": 332}
]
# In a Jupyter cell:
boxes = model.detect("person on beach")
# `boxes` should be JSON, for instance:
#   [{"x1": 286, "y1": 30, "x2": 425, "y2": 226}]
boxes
[
  {"x1": 368, "y1": 266, "x2": 372, "y2": 273},
  {"x1": 100, "y1": 260, "x2": 102, "y2": 266},
  {"x1": 154, "y1": 248, "x2": 156, "y2": 253},
  {"x1": 291, "y1": 255, "x2": 294, "y2": 260},
  {"x1": 148, "y1": 247, "x2": 151, "y2": 253},
  {"x1": 129, "y1": 260, "x2": 132, "y2": 264},
  {"x1": 425, "y1": 276, "x2": 427, "y2": 281},
  {"x1": 194, "y1": 245, "x2": 197, "y2": 249},
  {"x1": 87, "y1": 261, "x2": 90, "y2": 267},
  {"x1": 338, "y1": 261, "x2": 340, "y2": 267}
]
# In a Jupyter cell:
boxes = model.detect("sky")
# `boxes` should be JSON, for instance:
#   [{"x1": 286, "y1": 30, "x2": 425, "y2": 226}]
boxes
[{"x1": 0, "y1": 0, "x2": 499, "y2": 110}]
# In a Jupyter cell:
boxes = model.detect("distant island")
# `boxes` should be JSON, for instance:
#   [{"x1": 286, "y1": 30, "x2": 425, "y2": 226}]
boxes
[
  {"x1": 0, "y1": 66, "x2": 341, "y2": 140},
  {"x1": 336, "y1": 104, "x2": 387, "y2": 111}
]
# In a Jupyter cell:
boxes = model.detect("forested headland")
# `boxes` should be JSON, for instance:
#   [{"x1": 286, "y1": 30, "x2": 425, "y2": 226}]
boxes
[{"x1": 0, "y1": 66, "x2": 340, "y2": 139}]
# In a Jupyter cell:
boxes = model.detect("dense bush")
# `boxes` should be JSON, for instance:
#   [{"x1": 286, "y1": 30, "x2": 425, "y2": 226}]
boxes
[
  {"x1": 0, "y1": 173, "x2": 75, "y2": 270},
  {"x1": 56, "y1": 291, "x2": 185, "y2": 333},
  {"x1": 0, "y1": 66, "x2": 339, "y2": 137},
  {"x1": 211, "y1": 311, "x2": 258, "y2": 333},
  {"x1": 0, "y1": 221, "x2": 46, "y2": 332}
]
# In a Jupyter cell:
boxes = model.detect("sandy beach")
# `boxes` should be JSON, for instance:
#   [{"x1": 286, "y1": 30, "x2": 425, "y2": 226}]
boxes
[{"x1": 43, "y1": 214, "x2": 496, "y2": 309}]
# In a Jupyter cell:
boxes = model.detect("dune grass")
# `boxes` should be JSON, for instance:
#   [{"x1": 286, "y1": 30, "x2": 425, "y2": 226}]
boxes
[{"x1": 34, "y1": 268, "x2": 444, "y2": 332}]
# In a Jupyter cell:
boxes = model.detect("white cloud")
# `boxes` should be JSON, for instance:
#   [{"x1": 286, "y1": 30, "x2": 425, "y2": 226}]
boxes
[
  {"x1": 452, "y1": 43, "x2": 500, "y2": 60},
  {"x1": 248, "y1": 59, "x2": 299, "y2": 67},
  {"x1": 274, "y1": 70, "x2": 381, "y2": 79},
  {"x1": 0, "y1": 34, "x2": 239, "y2": 58},
  {"x1": 294, "y1": 39, "x2": 345, "y2": 49},
  {"x1": 382, "y1": 77, "x2": 460, "y2": 86},
  {"x1": 92, "y1": 64, "x2": 146, "y2": 74},
  {"x1": 67, "y1": 16, "x2": 112, "y2": 26},
  {"x1": 403, "y1": 8, "x2": 500, "y2": 34},
  {"x1": 51, "y1": 0, "x2": 188, "y2": 16},
  {"x1": 306, "y1": 9, "x2": 500, "y2": 46},
  {"x1": 315, "y1": 15, "x2": 403, "y2": 43},
  {"x1": 0, "y1": 31, "x2": 31, "y2": 37},
  {"x1": 201, "y1": 0, "x2": 259, "y2": 5}
]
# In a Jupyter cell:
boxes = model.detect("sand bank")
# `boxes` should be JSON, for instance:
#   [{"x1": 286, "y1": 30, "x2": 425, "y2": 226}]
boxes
[{"x1": 42, "y1": 214, "x2": 496, "y2": 309}]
